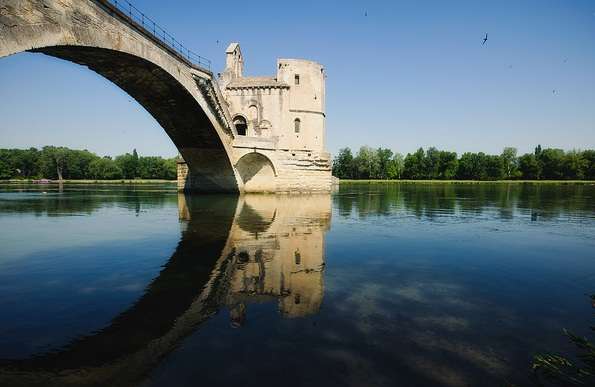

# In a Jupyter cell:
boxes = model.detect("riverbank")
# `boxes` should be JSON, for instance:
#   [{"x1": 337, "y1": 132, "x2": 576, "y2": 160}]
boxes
[
  {"x1": 339, "y1": 179, "x2": 595, "y2": 185},
  {"x1": 0, "y1": 179, "x2": 176, "y2": 184}
]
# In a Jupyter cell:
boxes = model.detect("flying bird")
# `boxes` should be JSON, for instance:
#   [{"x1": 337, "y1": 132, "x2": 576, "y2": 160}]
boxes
[
  {"x1": 364, "y1": 10, "x2": 367, "y2": 17},
  {"x1": 482, "y1": 33, "x2": 488, "y2": 45},
  {"x1": 552, "y1": 89, "x2": 557, "y2": 94}
]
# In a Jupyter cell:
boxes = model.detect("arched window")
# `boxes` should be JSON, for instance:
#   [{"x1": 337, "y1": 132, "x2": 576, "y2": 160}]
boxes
[
  {"x1": 294, "y1": 118, "x2": 301, "y2": 133},
  {"x1": 248, "y1": 105, "x2": 258, "y2": 122},
  {"x1": 233, "y1": 115, "x2": 247, "y2": 136},
  {"x1": 294, "y1": 250, "x2": 301, "y2": 265}
]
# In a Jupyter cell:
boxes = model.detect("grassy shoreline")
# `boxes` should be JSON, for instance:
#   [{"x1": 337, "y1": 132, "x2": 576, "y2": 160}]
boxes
[
  {"x1": 2, "y1": 179, "x2": 594, "y2": 185},
  {"x1": 339, "y1": 179, "x2": 595, "y2": 184},
  {"x1": 0, "y1": 179, "x2": 176, "y2": 184}
]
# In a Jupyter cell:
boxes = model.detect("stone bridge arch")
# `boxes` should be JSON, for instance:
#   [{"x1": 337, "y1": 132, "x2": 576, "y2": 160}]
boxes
[
  {"x1": 235, "y1": 151, "x2": 278, "y2": 193},
  {"x1": 0, "y1": 0, "x2": 241, "y2": 192}
]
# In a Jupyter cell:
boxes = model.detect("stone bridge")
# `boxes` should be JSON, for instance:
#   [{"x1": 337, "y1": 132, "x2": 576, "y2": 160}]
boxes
[{"x1": 0, "y1": 0, "x2": 332, "y2": 193}]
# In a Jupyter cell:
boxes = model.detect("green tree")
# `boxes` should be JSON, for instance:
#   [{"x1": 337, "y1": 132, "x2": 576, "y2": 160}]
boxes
[
  {"x1": 6, "y1": 148, "x2": 40, "y2": 178},
  {"x1": 582, "y1": 150, "x2": 595, "y2": 180},
  {"x1": 88, "y1": 157, "x2": 123, "y2": 179},
  {"x1": 163, "y1": 158, "x2": 177, "y2": 180},
  {"x1": 424, "y1": 147, "x2": 441, "y2": 179},
  {"x1": 403, "y1": 148, "x2": 426, "y2": 179},
  {"x1": 138, "y1": 156, "x2": 171, "y2": 179},
  {"x1": 353, "y1": 146, "x2": 379, "y2": 179},
  {"x1": 501, "y1": 147, "x2": 519, "y2": 179},
  {"x1": 539, "y1": 148, "x2": 565, "y2": 179},
  {"x1": 519, "y1": 153, "x2": 541, "y2": 179},
  {"x1": 457, "y1": 152, "x2": 487, "y2": 180},
  {"x1": 0, "y1": 149, "x2": 15, "y2": 179},
  {"x1": 332, "y1": 147, "x2": 355, "y2": 179},
  {"x1": 484, "y1": 155, "x2": 505, "y2": 180},
  {"x1": 376, "y1": 148, "x2": 394, "y2": 179},
  {"x1": 387, "y1": 153, "x2": 404, "y2": 179},
  {"x1": 65, "y1": 149, "x2": 98, "y2": 179},
  {"x1": 39, "y1": 146, "x2": 68, "y2": 180},
  {"x1": 562, "y1": 150, "x2": 587, "y2": 180},
  {"x1": 116, "y1": 151, "x2": 140, "y2": 179},
  {"x1": 0, "y1": 147, "x2": 180, "y2": 181},
  {"x1": 0, "y1": 157, "x2": 12, "y2": 179},
  {"x1": 4, "y1": 144, "x2": 593, "y2": 182},
  {"x1": 438, "y1": 151, "x2": 458, "y2": 179}
]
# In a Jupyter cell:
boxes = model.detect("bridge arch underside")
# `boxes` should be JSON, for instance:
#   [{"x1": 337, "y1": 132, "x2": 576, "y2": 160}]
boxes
[
  {"x1": 0, "y1": 0, "x2": 239, "y2": 192},
  {"x1": 235, "y1": 152, "x2": 277, "y2": 193},
  {"x1": 33, "y1": 46, "x2": 238, "y2": 192}
]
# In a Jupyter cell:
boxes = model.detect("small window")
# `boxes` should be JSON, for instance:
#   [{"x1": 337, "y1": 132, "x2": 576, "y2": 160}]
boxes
[
  {"x1": 294, "y1": 250, "x2": 301, "y2": 265},
  {"x1": 294, "y1": 74, "x2": 300, "y2": 85},
  {"x1": 294, "y1": 118, "x2": 301, "y2": 133}
]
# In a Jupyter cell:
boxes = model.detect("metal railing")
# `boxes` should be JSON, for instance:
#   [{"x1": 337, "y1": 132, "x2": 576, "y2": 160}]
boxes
[{"x1": 104, "y1": 0, "x2": 211, "y2": 70}]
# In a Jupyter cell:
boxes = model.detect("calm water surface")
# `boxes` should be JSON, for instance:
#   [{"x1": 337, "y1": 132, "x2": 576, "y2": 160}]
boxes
[{"x1": 0, "y1": 182, "x2": 594, "y2": 387}]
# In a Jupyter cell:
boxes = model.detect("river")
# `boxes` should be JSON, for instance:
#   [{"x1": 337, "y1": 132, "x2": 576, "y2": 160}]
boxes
[{"x1": 0, "y1": 182, "x2": 593, "y2": 387}]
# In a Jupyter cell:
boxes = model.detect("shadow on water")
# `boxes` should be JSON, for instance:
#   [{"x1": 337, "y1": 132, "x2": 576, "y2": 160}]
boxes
[{"x1": 0, "y1": 192, "x2": 332, "y2": 387}]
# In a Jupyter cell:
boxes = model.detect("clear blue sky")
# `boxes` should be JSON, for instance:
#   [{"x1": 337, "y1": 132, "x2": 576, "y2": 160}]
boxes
[{"x1": 1, "y1": 0, "x2": 594, "y2": 157}]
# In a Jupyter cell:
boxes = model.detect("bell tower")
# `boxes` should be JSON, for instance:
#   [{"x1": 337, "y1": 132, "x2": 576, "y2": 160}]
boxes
[{"x1": 219, "y1": 42, "x2": 243, "y2": 88}]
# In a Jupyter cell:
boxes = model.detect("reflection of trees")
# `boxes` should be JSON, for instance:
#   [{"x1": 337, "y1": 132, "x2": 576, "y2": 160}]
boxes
[
  {"x1": 334, "y1": 183, "x2": 595, "y2": 221},
  {"x1": 0, "y1": 193, "x2": 331, "y2": 387},
  {"x1": 0, "y1": 185, "x2": 177, "y2": 216}
]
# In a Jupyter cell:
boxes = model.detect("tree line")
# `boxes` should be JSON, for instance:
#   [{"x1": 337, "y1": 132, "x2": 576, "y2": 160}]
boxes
[
  {"x1": 0, "y1": 146, "x2": 178, "y2": 180},
  {"x1": 332, "y1": 145, "x2": 595, "y2": 181}
]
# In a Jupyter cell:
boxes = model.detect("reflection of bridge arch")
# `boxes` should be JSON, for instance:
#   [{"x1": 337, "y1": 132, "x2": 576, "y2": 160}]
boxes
[
  {"x1": 0, "y1": 194, "x2": 331, "y2": 386},
  {"x1": 237, "y1": 200, "x2": 277, "y2": 235},
  {"x1": 0, "y1": 195, "x2": 240, "y2": 386},
  {"x1": 0, "y1": 0, "x2": 240, "y2": 192}
]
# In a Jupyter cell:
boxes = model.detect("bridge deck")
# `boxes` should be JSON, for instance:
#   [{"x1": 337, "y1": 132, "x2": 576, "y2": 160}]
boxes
[{"x1": 96, "y1": 0, "x2": 212, "y2": 73}]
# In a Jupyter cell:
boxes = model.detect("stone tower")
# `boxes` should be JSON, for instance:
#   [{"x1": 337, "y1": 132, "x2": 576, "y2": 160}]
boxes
[{"x1": 219, "y1": 43, "x2": 332, "y2": 192}]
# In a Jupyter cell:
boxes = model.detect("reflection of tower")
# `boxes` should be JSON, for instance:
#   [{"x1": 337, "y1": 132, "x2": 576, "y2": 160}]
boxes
[{"x1": 225, "y1": 194, "x2": 331, "y2": 320}]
